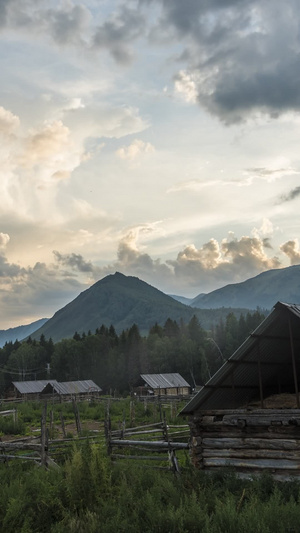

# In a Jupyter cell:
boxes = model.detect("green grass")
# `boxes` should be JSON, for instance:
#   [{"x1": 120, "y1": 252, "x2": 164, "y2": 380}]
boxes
[{"x1": 0, "y1": 451, "x2": 300, "y2": 532}]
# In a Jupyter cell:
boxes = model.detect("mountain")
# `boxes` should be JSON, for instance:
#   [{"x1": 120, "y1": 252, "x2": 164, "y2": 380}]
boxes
[
  {"x1": 168, "y1": 294, "x2": 194, "y2": 306},
  {"x1": 0, "y1": 318, "x2": 49, "y2": 348},
  {"x1": 29, "y1": 272, "x2": 201, "y2": 342},
  {"x1": 191, "y1": 265, "x2": 300, "y2": 309}
]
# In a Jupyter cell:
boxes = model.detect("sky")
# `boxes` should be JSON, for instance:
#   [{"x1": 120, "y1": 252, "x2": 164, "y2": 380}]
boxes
[{"x1": 1, "y1": 0, "x2": 300, "y2": 328}]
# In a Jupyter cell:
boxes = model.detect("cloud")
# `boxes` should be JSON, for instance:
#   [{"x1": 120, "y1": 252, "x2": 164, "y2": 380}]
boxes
[
  {"x1": 46, "y1": 4, "x2": 91, "y2": 46},
  {"x1": 0, "y1": 226, "x2": 294, "y2": 326},
  {"x1": 245, "y1": 167, "x2": 299, "y2": 184},
  {"x1": 0, "y1": 251, "x2": 86, "y2": 328},
  {"x1": 53, "y1": 251, "x2": 96, "y2": 274},
  {"x1": 0, "y1": 106, "x2": 20, "y2": 136},
  {"x1": 21, "y1": 120, "x2": 72, "y2": 166},
  {"x1": 0, "y1": 233, "x2": 10, "y2": 249},
  {"x1": 63, "y1": 105, "x2": 149, "y2": 140},
  {"x1": 153, "y1": 0, "x2": 300, "y2": 123},
  {"x1": 48, "y1": 226, "x2": 285, "y2": 295},
  {"x1": 167, "y1": 233, "x2": 281, "y2": 291},
  {"x1": 4, "y1": 0, "x2": 300, "y2": 125},
  {"x1": 280, "y1": 239, "x2": 300, "y2": 265},
  {"x1": 116, "y1": 139, "x2": 155, "y2": 160},
  {"x1": 252, "y1": 218, "x2": 274, "y2": 239},
  {"x1": 279, "y1": 186, "x2": 300, "y2": 203},
  {"x1": 56, "y1": 228, "x2": 283, "y2": 294},
  {"x1": 92, "y1": 6, "x2": 145, "y2": 64}
]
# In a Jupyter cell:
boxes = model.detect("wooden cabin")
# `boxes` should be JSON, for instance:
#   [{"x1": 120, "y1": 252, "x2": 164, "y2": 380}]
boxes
[
  {"x1": 8, "y1": 379, "x2": 102, "y2": 401},
  {"x1": 41, "y1": 380, "x2": 102, "y2": 400},
  {"x1": 181, "y1": 302, "x2": 300, "y2": 480},
  {"x1": 136, "y1": 373, "x2": 191, "y2": 396}
]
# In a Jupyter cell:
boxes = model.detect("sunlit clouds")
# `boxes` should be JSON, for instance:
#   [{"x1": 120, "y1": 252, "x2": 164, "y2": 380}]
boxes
[{"x1": 0, "y1": 0, "x2": 300, "y2": 327}]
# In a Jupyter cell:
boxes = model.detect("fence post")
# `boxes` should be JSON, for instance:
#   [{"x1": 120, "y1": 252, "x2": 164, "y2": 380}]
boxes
[
  {"x1": 60, "y1": 411, "x2": 66, "y2": 438},
  {"x1": 41, "y1": 401, "x2": 48, "y2": 467},
  {"x1": 130, "y1": 401, "x2": 135, "y2": 427},
  {"x1": 105, "y1": 401, "x2": 112, "y2": 456},
  {"x1": 72, "y1": 398, "x2": 82, "y2": 435}
]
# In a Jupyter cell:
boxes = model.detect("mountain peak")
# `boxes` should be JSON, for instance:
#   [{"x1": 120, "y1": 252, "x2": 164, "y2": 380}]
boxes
[{"x1": 29, "y1": 272, "x2": 194, "y2": 342}]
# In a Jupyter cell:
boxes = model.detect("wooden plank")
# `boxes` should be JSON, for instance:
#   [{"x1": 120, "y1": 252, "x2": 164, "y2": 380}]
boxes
[
  {"x1": 195, "y1": 408, "x2": 300, "y2": 416},
  {"x1": 111, "y1": 454, "x2": 169, "y2": 461},
  {"x1": 0, "y1": 442, "x2": 42, "y2": 451},
  {"x1": 203, "y1": 457, "x2": 300, "y2": 470},
  {"x1": 113, "y1": 428, "x2": 164, "y2": 437},
  {"x1": 202, "y1": 449, "x2": 300, "y2": 460},
  {"x1": 202, "y1": 437, "x2": 300, "y2": 450},
  {"x1": 110, "y1": 439, "x2": 189, "y2": 449}
]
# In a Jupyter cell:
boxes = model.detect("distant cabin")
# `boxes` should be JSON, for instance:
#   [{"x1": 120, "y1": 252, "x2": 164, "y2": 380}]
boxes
[
  {"x1": 180, "y1": 301, "x2": 300, "y2": 480},
  {"x1": 136, "y1": 373, "x2": 191, "y2": 397},
  {"x1": 7, "y1": 380, "x2": 102, "y2": 401}
]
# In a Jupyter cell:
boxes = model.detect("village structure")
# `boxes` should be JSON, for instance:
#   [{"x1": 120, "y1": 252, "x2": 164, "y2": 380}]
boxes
[
  {"x1": 7, "y1": 379, "x2": 102, "y2": 402},
  {"x1": 135, "y1": 373, "x2": 191, "y2": 397},
  {"x1": 3, "y1": 300, "x2": 300, "y2": 479},
  {"x1": 181, "y1": 301, "x2": 300, "y2": 480}
]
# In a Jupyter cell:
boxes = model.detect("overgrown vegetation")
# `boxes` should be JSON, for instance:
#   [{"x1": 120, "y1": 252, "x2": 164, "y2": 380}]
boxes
[
  {"x1": 0, "y1": 399, "x2": 299, "y2": 532},
  {"x1": 0, "y1": 449, "x2": 300, "y2": 532},
  {"x1": 0, "y1": 310, "x2": 266, "y2": 395}
]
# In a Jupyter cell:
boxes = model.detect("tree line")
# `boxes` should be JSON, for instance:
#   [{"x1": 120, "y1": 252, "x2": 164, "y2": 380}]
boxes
[{"x1": 0, "y1": 310, "x2": 266, "y2": 395}]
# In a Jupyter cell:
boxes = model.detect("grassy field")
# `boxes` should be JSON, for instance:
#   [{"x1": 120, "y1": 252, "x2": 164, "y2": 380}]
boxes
[{"x1": 1, "y1": 399, "x2": 300, "y2": 532}]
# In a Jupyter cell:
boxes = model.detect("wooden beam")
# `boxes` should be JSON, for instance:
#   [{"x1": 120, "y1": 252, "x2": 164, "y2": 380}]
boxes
[{"x1": 289, "y1": 315, "x2": 300, "y2": 408}]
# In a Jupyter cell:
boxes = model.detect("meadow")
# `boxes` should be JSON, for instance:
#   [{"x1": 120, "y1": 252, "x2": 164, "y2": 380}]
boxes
[{"x1": 0, "y1": 398, "x2": 300, "y2": 532}]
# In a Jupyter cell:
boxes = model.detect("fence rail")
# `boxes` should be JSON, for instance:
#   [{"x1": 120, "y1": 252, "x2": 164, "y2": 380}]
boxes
[{"x1": 0, "y1": 397, "x2": 192, "y2": 472}]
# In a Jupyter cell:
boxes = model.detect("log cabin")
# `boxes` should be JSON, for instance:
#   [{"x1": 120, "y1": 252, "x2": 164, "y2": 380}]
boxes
[{"x1": 181, "y1": 301, "x2": 300, "y2": 480}]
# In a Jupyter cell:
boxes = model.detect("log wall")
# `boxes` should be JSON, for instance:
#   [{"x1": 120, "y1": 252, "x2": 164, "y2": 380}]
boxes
[{"x1": 189, "y1": 409, "x2": 300, "y2": 480}]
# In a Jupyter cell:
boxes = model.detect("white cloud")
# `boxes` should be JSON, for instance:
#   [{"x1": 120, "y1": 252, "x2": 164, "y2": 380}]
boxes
[
  {"x1": 0, "y1": 233, "x2": 10, "y2": 249},
  {"x1": 116, "y1": 139, "x2": 155, "y2": 160},
  {"x1": 174, "y1": 70, "x2": 200, "y2": 104},
  {"x1": 0, "y1": 106, "x2": 20, "y2": 136}
]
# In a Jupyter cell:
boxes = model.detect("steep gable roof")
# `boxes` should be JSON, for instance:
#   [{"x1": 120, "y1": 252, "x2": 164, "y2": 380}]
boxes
[{"x1": 181, "y1": 301, "x2": 300, "y2": 414}]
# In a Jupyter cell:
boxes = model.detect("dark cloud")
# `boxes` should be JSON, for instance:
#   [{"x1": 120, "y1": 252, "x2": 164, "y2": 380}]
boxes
[
  {"x1": 0, "y1": 0, "x2": 12, "y2": 27},
  {"x1": 46, "y1": 4, "x2": 90, "y2": 46},
  {"x1": 279, "y1": 186, "x2": 300, "y2": 203},
  {"x1": 146, "y1": 0, "x2": 300, "y2": 123},
  {"x1": 0, "y1": 253, "x2": 24, "y2": 278},
  {"x1": 53, "y1": 251, "x2": 95, "y2": 273},
  {"x1": 0, "y1": 254, "x2": 85, "y2": 327},
  {"x1": 92, "y1": 6, "x2": 145, "y2": 64},
  {"x1": 247, "y1": 168, "x2": 289, "y2": 177}
]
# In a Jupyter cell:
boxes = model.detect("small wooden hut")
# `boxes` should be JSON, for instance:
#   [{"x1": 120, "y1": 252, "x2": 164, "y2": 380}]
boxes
[
  {"x1": 136, "y1": 373, "x2": 191, "y2": 396},
  {"x1": 8, "y1": 379, "x2": 101, "y2": 401},
  {"x1": 181, "y1": 302, "x2": 300, "y2": 480}
]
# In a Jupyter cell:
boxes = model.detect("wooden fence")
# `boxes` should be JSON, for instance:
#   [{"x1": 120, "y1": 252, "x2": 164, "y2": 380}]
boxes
[
  {"x1": 0, "y1": 399, "x2": 192, "y2": 472},
  {"x1": 105, "y1": 405, "x2": 190, "y2": 473}
]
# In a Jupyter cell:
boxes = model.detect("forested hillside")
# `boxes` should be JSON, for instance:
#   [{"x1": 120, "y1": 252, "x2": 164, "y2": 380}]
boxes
[{"x1": 0, "y1": 309, "x2": 266, "y2": 394}]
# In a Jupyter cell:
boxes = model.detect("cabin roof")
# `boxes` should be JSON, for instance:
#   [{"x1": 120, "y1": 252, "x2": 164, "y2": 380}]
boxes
[
  {"x1": 141, "y1": 373, "x2": 190, "y2": 389},
  {"x1": 12, "y1": 380, "x2": 59, "y2": 394},
  {"x1": 181, "y1": 301, "x2": 300, "y2": 414},
  {"x1": 43, "y1": 380, "x2": 101, "y2": 395},
  {"x1": 12, "y1": 379, "x2": 101, "y2": 395}
]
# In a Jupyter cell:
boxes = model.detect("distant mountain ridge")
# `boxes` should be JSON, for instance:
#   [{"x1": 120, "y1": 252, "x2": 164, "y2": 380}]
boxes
[
  {"x1": 29, "y1": 272, "x2": 251, "y2": 343},
  {"x1": 0, "y1": 318, "x2": 49, "y2": 348},
  {"x1": 4, "y1": 265, "x2": 300, "y2": 345},
  {"x1": 190, "y1": 265, "x2": 300, "y2": 309}
]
